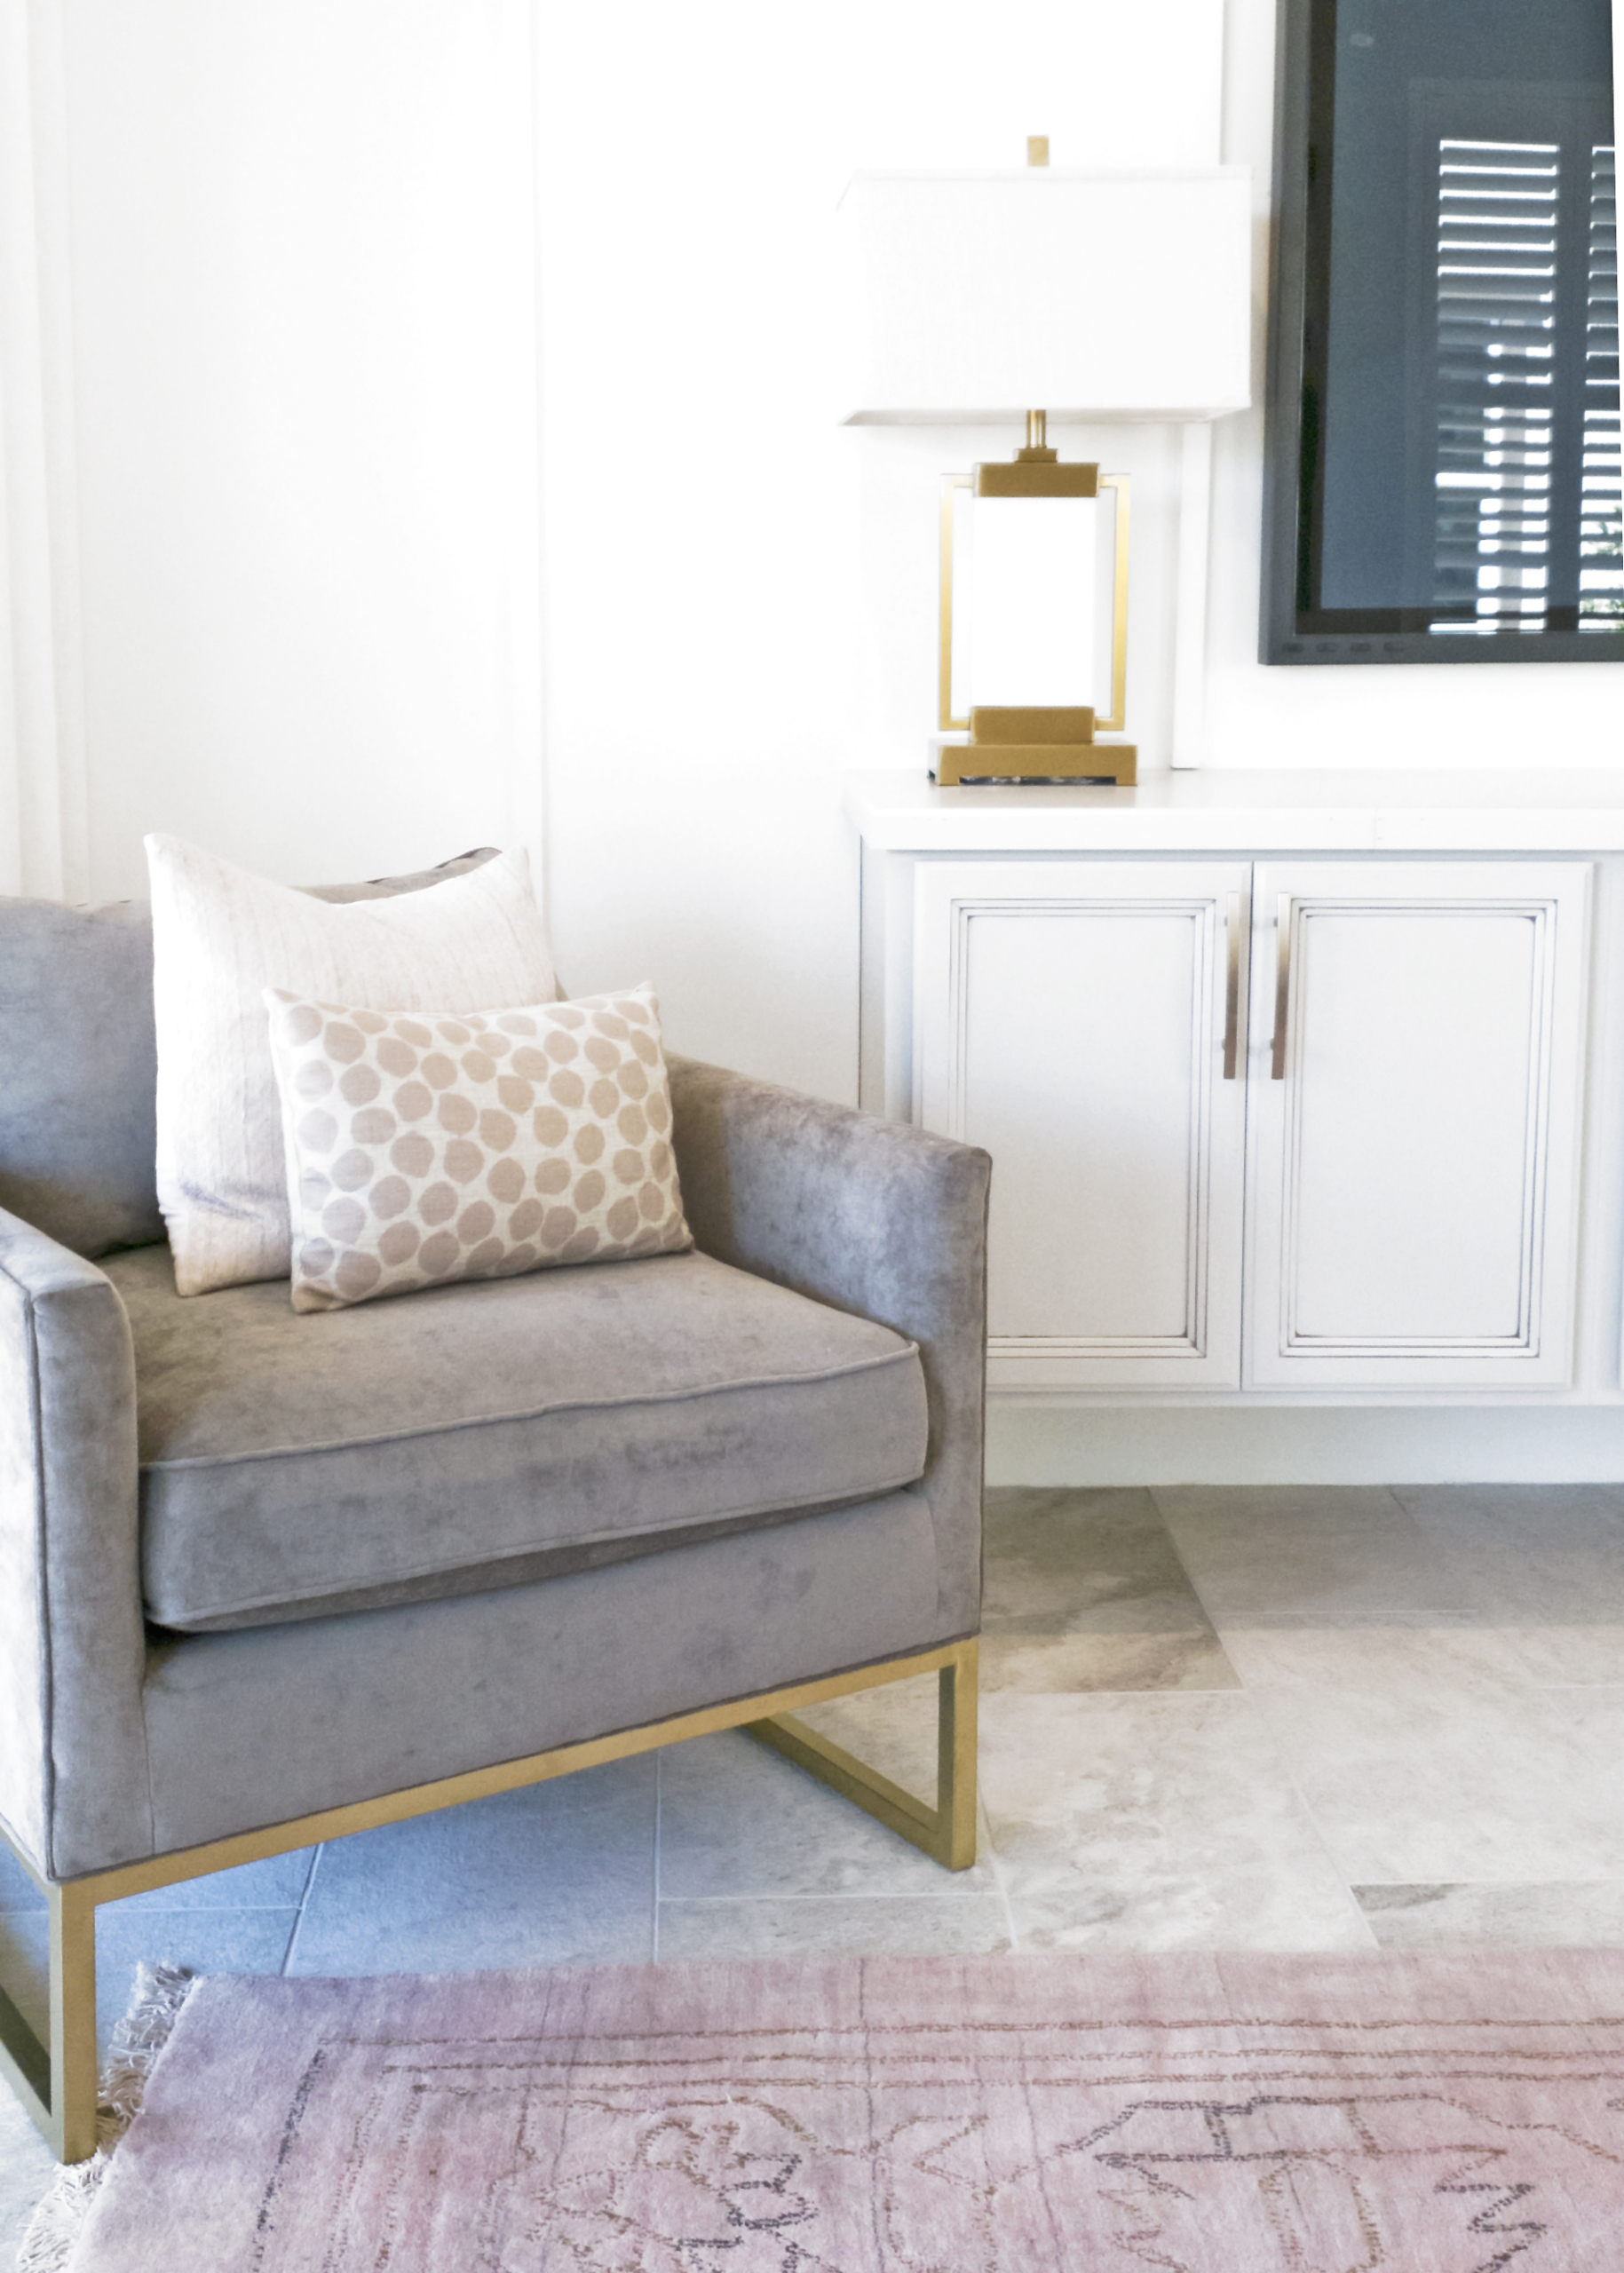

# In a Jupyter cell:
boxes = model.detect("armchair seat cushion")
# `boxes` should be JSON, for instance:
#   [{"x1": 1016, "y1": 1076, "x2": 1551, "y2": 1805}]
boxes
[{"x1": 105, "y1": 1246, "x2": 929, "y2": 1634}]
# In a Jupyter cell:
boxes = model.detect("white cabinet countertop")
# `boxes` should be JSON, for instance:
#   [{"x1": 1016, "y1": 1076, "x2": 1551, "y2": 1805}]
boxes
[{"x1": 844, "y1": 767, "x2": 1624, "y2": 853}]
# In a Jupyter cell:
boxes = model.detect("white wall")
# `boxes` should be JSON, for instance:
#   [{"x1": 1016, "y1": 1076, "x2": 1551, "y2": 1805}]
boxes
[
  {"x1": 1, "y1": 0, "x2": 87, "y2": 899},
  {"x1": 22, "y1": 0, "x2": 1624, "y2": 1033},
  {"x1": 531, "y1": 0, "x2": 1225, "y2": 1097},
  {"x1": 23, "y1": 0, "x2": 1229, "y2": 1100},
  {"x1": 57, "y1": 0, "x2": 543, "y2": 901},
  {"x1": 48, "y1": 0, "x2": 1616, "y2": 1047}
]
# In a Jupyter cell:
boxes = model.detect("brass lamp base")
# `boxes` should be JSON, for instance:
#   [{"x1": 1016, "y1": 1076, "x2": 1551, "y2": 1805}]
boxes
[
  {"x1": 930, "y1": 706, "x2": 1137, "y2": 787},
  {"x1": 931, "y1": 744, "x2": 1137, "y2": 785}
]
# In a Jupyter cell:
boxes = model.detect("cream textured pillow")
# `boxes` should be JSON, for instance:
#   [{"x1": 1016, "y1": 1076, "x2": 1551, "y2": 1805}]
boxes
[
  {"x1": 147, "y1": 834, "x2": 558, "y2": 1295},
  {"x1": 267, "y1": 983, "x2": 692, "y2": 1311}
]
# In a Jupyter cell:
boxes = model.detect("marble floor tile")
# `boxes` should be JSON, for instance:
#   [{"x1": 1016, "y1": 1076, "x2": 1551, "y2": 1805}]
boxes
[
  {"x1": 981, "y1": 1487, "x2": 1239, "y2": 1693},
  {"x1": 0, "y1": 1913, "x2": 46, "y2": 2046},
  {"x1": 0, "y1": 1906, "x2": 300, "y2": 2057},
  {"x1": 290, "y1": 1883, "x2": 656, "y2": 1975},
  {"x1": 657, "y1": 1730, "x2": 1001, "y2": 1898},
  {"x1": 1249, "y1": 1678, "x2": 1624, "y2": 1884},
  {"x1": 795, "y1": 1673, "x2": 941, "y2": 1797},
  {"x1": 0, "y1": 1838, "x2": 313, "y2": 1926},
  {"x1": 1392, "y1": 1485, "x2": 1624, "y2": 1623},
  {"x1": 1218, "y1": 1622, "x2": 1541, "y2": 1698},
  {"x1": 1226, "y1": 1619, "x2": 1624, "y2": 1696},
  {"x1": 978, "y1": 1691, "x2": 1372, "y2": 1952},
  {"x1": 0, "y1": 2092, "x2": 55, "y2": 2268},
  {"x1": 1153, "y1": 1485, "x2": 1486, "y2": 1624},
  {"x1": 1551, "y1": 1683, "x2": 1624, "y2": 1776},
  {"x1": 657, "y1": 1896, "x2": 1011, "y2": 1960},
  {"x1": 1483, "y1": 1628, "x2": 1624, "y2": 1687},
  {"x1": 112, "y1": 1847, "x2": 317, "y2": 1913},
  {"x1": 287, "y1": 1761, "x2": 658, "y2": 1976},
  {"x1": 0, "y1": 1849, "x2": 43, "y2": 1914},
  {"x1": 1355, "y1": 1881, "x2": 1624, "y2": 1949}
]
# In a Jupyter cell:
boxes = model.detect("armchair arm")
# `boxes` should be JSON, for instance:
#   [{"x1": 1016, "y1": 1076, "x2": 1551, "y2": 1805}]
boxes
[
  {"x1": 668, "y1": 1058, "x2": 990, "y2": 1636},
  {"x1": 0, "y1": 1211, "x2": 151, "y2": 1880}
]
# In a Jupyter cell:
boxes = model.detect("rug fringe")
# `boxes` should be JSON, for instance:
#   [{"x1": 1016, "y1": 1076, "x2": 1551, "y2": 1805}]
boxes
[{"x1": 15, "y1": 1963, "x2": 197, "y2": 2273}]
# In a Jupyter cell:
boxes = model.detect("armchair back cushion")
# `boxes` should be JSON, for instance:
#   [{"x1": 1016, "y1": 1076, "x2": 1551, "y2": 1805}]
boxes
[
  {"x1": 0, "y1": 850, "x2": 501, "y2": 1261},
  {"x1": 0, "y1": 898, "x2": 165, "y2": 1259}
]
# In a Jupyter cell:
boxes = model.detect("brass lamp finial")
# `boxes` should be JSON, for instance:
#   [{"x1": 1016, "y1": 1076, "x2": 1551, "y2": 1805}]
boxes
[{"x1": 1016, "y1": 411, "x2": 1058, "y2": 464}]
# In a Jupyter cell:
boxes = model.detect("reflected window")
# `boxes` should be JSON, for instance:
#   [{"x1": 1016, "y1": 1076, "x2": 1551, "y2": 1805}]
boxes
[{"x1": 1264, "y1": 0, "x2": 1623, "y2": 664}]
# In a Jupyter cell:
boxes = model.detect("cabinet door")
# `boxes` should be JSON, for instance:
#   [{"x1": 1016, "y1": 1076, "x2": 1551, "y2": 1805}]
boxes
[
  {"x1": 1247, "y1": 859, "x2": 1590, "y2": 1390},
  {"x1": 915, "y1": 860, "x2": 1250, "y2": 1390}
]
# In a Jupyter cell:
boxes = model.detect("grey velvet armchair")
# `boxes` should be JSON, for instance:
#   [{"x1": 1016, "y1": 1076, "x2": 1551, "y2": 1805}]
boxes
[{"x1": 0, "y1": 859, "x2": 989, "y2": 2161}]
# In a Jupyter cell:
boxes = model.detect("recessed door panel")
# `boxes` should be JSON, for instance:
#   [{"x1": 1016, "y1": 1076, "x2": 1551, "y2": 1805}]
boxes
[
  {"x1": 965, "y1": 909, "x2": 1198, "y2": 1339},
  {"x1": 916, "y1": 860, "x2": 1249, "y2": 1390},
  {"x1": 1248, "y1": 859, "x2": 1589, "y2": 1389}
]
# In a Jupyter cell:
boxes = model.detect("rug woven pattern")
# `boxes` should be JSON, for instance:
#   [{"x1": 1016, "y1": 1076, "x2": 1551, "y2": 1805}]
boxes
[{"x1": 65, "y1": 1951, "x2": 1624, "y2": 2269}]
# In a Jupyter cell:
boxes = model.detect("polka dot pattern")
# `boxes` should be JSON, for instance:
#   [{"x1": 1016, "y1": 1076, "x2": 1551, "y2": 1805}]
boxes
[{"x1": 266, "y1": 984, "x2": 691, "y2": 1313}]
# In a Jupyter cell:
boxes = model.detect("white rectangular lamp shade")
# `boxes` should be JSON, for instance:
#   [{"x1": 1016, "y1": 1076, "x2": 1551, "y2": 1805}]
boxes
[
  {"x1": 838, "y1": 169, "x2": 1253, "y2": 424},
  {"x1": 970, "y1": 497, "x2": 1097, "y2": 707}
]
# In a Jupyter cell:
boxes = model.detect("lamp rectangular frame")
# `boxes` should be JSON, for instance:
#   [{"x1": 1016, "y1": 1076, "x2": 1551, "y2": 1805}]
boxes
[
  {"x1": 0, "y1": 1636, "x2": 978, "y2": 2164},
  {"x1": 939, "y1": 472, "x2": 1130, "y2": 734}
]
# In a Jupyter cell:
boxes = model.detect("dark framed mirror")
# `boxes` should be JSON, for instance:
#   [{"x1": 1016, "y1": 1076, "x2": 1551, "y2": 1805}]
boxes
[{"x1": 1263, "y1": 0, "x2": 1622, "y2": 664}]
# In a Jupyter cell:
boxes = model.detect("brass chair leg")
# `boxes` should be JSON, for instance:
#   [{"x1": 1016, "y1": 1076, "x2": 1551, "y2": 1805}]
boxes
[
  {"x1": 49, "y1": 1883, "x2": 99, "y2": 2163},
  {"x1": 745, "y1": 1636, "x2": 979, "y2": 1870},
  {"x1": 935, "y1": 1638, "x2": 978, "y2": 1870},
  {"x1": 0, "y1": 1881, "x2": 99, "y2": 2164}
]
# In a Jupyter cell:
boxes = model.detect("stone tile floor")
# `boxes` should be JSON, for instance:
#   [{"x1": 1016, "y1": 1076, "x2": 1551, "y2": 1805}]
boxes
[{"x1": 4, "y1": 1480, "x2": 1624, "y2": 2252}]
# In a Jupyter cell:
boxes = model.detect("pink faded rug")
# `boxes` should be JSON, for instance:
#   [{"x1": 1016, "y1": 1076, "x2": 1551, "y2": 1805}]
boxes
[{"x1": 55, "y1": 1950, "x2": 1624, "y2": 2269}]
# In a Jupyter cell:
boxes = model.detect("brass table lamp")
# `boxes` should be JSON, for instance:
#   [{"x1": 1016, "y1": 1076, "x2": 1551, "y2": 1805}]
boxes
[
  {"x1": 933, "y1": 411, "x2": 1133, "y2": 785},
  {"x1": 836, "y1": 155, "x2": 1252, "y2": 782}
]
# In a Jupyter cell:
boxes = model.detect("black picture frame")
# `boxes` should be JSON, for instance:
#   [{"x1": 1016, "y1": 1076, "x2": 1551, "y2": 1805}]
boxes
[{"x1": 1261, "y1": 0, "x2": 1624, "y2": 666}]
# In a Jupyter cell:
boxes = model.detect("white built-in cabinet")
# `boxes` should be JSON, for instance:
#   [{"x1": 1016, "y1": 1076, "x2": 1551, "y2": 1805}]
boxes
[{"x1": 909, "y1": 853, "x2": 1592, "y2": 1396}]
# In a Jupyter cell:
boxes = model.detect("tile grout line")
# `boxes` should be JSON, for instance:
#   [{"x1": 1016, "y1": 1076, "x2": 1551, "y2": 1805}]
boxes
[
  {"x1": 657, "y1": 1890, "x2": 1005, "y2": 1905},
  {"x1": 281, "y1": 1842, "x2": 328, "y2": 1976},
  {"x1": 1140, "y1": 1485, "x2": 1624, "y2": 1935},
  {"x1": 1145, "y1": 1487, "x2": 1382, "y2": 1952},
  {"x1": 1232, "y1": 1706, "x2": 1382, "y2": 1952},
  {"x1": 1145, "y1": 1486, "x2": 1251, "y2": 1696},
  {"x1": 979, "y1": 1802, "x2": 1022, "y2": 1953}
]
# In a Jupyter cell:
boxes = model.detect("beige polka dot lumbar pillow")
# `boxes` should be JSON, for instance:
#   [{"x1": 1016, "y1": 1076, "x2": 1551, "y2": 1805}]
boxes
[{"x1": 265, "y1": 983, "x2": 691, "y2": 1311}]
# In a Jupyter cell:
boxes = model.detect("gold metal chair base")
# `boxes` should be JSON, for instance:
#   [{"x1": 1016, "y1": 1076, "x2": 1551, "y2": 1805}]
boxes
[
  {"x1": 746, "y1": 1644, "x2": 977, "y2": 1871},
  {"x1": 0, "y1": 1636, "x2": 978, "y2": 2162}
]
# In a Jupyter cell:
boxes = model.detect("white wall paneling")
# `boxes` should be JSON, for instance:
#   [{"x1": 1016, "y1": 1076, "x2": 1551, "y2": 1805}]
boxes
[
  {"x1": 1170, "y1": 424, "x2": 1215, "y2": 771},
  {"x1": 0, "y1": 0, "x2": 87, "y2": 899},
  {"x1": 1246, "y1": 861, "x2": 1590, "y2": 1390},
  {"x1": 915, "y1": 859, "x2": 1249, "y2": 1388}
]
